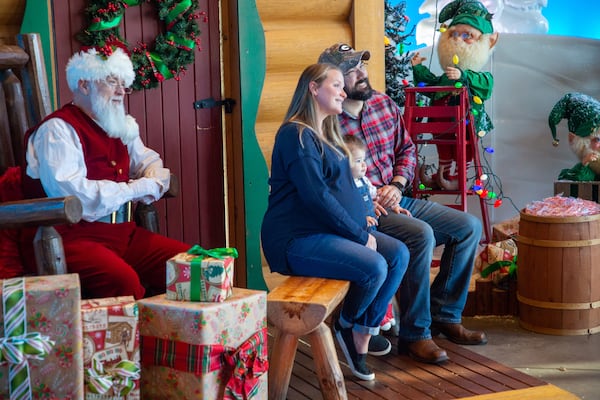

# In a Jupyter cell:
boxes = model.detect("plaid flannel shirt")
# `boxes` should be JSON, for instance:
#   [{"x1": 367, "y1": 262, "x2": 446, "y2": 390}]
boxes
[{"x1": 338, "y1": 92, "x2": 416, "y2": 188}]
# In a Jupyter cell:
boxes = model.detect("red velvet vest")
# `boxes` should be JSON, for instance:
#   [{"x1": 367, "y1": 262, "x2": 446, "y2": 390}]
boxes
[{"x1": 22, "y1": 103, "x2": 130, "y2": 199}]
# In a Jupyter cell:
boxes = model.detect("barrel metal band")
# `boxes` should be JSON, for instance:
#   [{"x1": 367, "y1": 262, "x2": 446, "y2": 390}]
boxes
[
  {"x1": 516, "y1": 235, "x2": 600, "y2": 248},
  {"x1": 517, "y1": 293, "x2": 600, "y2": 310}
]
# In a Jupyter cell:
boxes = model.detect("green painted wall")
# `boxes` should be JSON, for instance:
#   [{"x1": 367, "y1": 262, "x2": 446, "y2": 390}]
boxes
[
  {"x1": 238, "y1": 1, "x2": 269, "y2": 291},
  {"x1": 20, "y1": 0, "x2": 56, "y2": 109}
]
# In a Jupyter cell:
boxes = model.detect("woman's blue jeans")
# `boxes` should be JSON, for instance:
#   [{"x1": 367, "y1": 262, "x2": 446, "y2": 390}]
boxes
[
  {"x1": 378, "y1": 196, "x2": 482, "y2": 342},
  {"x1": 286, "y1": 231, "x2": 409, "y2": 336}
]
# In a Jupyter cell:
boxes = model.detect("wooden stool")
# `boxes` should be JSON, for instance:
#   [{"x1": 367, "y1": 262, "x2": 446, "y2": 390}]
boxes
[{"x1": 267, "y1": 276, "x2": 350, "y2": 400}]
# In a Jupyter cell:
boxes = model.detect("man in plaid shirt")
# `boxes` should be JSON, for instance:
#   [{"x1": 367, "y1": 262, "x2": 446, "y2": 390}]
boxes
[{"x1": 319, "y1": 43, "x2": 487, "y2": 365}]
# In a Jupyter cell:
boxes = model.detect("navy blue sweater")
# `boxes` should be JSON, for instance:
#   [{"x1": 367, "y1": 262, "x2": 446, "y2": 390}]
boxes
[{"x1": 261, "y1": 123, "x2": 369, "y2": 274}]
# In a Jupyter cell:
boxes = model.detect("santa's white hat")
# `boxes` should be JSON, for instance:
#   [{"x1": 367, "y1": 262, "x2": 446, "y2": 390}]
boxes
[{"x1": 65, "y1": 47, "x2": 135, "y2": 92}]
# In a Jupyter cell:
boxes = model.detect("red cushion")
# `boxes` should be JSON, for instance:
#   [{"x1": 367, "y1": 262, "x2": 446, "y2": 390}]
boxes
[{"x1": 0, "y1": 167, "x2": 27, "y2": 278}]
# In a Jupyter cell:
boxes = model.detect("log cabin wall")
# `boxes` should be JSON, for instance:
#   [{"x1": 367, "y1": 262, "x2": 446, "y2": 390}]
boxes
[{"x1": 255, "y1": 0, "x2": 385, "y2": 169}]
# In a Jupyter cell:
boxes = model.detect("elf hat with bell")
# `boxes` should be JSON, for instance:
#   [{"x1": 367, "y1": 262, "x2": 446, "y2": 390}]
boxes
[
  {"x1": 548, "y1": 92, "x2": 600, "y2": 146},
  {"x1": 439, "y1": 0, "x2": 494, "y2": 34}
]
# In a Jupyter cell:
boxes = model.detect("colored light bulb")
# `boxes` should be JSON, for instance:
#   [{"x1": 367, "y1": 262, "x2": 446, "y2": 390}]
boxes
[
  {"x1": 479, "y1": 175, "x2": 488, "y2": 181},
  {"x1": 477, "y1": 130, "x2": 486, "y2": 138},
  {"x1": 402, "y1": 79, "x2": 409, "y2": 86},
  {"x1": 419, "y1": 183, "x2": 425, "y2": 190},
  {"x1": 452, "y1": 54, "x2": 459, "y2": 65},
  {"x1": 417, "y1": 82, "x2": 426, "y2": 87},
  {"x1": 485, "y1": 147, "x2": 494, "y2": 153},
  {"x1": 494, "y1": 199, "x2": 502, "y2": 208},
  {"x1": 489, "y1": 192, "x2": 497, "y2": 199},
  {"x1": 473, "y1": 96, "x2": 482, "y2": 105},
  {"x1": 454, "y1": 82, "x2": 463, "y2": 88}
]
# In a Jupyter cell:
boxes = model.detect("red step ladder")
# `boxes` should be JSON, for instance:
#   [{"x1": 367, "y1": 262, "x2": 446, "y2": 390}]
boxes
[{"x1": 403, "y1": 86, "x2": 491, "y2": 243}]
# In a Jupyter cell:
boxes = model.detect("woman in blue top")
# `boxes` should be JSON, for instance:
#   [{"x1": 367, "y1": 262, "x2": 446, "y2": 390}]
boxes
[{"x1": 261, "y1": 63, "x2": 409, "y2": 381}]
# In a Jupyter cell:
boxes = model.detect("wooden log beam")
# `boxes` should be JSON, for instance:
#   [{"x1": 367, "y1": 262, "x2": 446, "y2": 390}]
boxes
[{"x1": 0, "y1": 196, "x2": 82, "y2": 228}]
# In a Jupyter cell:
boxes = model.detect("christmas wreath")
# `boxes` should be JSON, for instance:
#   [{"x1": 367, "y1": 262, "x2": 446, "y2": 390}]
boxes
[{"x1": 77, "y1": 0, "x2": 206, "y2": 90}]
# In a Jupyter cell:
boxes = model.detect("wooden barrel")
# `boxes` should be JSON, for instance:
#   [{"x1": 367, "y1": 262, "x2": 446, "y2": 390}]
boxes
[{"x1": 517, "y1": 211, "x2": 600, "y2": 335}]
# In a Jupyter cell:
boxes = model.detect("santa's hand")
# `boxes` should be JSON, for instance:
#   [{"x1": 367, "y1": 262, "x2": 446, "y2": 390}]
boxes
[
  {"x1": 445, "y1": 66, "x2": 462, "y2": 80},
  {"x1": 411, "y1": 52, "x2": 426, "y2": 66}
]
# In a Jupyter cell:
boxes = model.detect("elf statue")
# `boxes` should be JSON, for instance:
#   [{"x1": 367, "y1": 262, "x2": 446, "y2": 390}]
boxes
[
  {"x1": 411, "y1": 0, "x2": 499, "y2": 190},
  {"x1": 549, "y1": 92, "x2": 600, "y2": 181}
]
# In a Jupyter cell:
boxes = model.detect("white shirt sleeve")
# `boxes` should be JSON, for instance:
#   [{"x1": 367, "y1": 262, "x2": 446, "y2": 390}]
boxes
[{"x1": 26, "y1": 117, "x2": 169, "y2": 221}]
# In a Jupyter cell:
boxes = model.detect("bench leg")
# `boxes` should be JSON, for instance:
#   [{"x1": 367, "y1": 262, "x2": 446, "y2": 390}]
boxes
[
  {"x1": 308, "y1": 322, "x2": 347, "y2": 400},
  {"x1": 268, "y1": 328, "x2": 299, "y2": 400}
]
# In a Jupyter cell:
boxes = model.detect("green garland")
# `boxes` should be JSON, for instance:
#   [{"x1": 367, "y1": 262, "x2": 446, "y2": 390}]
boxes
[{"x1": 77, "y1": 0, "x2": 205, "y2": 90}]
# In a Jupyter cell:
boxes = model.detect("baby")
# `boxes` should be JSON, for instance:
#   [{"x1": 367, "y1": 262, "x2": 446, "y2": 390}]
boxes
[{"x1": 344, "y1": 135, "x2": 409, "y2": 230}]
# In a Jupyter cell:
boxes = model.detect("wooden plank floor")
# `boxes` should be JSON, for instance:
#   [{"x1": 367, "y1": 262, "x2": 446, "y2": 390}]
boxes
[{"x1": 271, "y1": 328, "x2": 567, "y2": 400}]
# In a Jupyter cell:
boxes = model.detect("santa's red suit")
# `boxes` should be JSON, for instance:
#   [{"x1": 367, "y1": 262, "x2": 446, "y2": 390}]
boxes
[{"x1": 23, "y1": 104, "x2": 189, "y2": 299}]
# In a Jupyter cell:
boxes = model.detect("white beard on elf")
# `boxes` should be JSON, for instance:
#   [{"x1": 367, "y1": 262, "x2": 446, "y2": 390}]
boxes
[{"x1": 569, "y1": 132, "x2": 600, "y2": 176}]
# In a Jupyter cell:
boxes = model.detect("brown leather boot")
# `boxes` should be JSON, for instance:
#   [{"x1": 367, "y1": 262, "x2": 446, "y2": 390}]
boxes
[
  {"x1": 432, "y1": 322, "x2": 488, "y2": 345},
  {"x1": 398, "y1": 338, "x2": 449, "y2": 364}
]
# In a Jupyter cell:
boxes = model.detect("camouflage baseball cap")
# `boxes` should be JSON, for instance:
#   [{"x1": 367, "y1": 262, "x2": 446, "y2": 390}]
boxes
[{"x1": 318, "y1": 43, "x2": 371, "y2": 73}]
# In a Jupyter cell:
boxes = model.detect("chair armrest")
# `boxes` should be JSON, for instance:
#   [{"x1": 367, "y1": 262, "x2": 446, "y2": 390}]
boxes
[
  {"x1": 165, "y1": 173, "x2": 179, "y2": 198},
  {"x1": 0, "y1": 196, "x2": 82, "y2": 229}
]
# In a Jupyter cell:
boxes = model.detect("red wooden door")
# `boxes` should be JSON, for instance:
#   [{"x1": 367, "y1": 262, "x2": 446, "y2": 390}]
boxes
[{"x1": 51, "y1": 0, "x2": 225, "y2": 247}]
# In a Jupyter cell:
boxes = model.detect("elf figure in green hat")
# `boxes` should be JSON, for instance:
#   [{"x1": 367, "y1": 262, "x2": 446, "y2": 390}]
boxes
[
  {"x1": 411, "y1": 0, "x2": 499, "y2": 190},
  {"x1": 549, "y1": 92, "x2": 600, "y2": 181}
]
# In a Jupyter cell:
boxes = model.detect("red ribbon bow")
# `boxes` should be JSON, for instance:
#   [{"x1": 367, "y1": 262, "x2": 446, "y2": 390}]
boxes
[{"x1": 222, "y1": 329, "x2": 269, "y2": 400}]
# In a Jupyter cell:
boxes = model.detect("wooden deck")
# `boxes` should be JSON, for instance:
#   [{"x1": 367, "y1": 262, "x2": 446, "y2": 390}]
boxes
[{"x1": 273, "y1": 329, "x2": 579, "y2": 400}]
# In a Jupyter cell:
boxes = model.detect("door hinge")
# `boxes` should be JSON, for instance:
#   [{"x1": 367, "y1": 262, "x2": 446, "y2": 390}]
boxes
[{"x1": 193, "y1": 97, "x2": 236, "y2": 113}]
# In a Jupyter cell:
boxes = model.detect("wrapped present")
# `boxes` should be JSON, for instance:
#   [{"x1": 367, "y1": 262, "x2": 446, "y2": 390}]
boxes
[
  {"x1": 0, "y1": 274, "x2": 83, "y2": 399},
  {"x1": 166, "y1": 245, "x2": 237, "y2": 302},
  {"x1": 474, "y1": 239, "x2": 517, "y2": 285},
  {"x1": 81, "y1": 296, "x2": 140, "y2": 399},
  {"x1": 138, "y1": 288, "x2": 268, "y2": 399},
  {"x1": 492, "y1": 215, "x2": 520, "y2": 242}
]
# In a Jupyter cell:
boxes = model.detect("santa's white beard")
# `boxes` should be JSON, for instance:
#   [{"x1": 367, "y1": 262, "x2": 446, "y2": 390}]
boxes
[
  {"x1": 437, "y1": 32, "x2": 494, "y2": 72},
  {"x1": 91, "y1": 87, "x2": 138, "y2": 143},
  {"x1": 570, "y1": 135, "x2": 600, "y2": 175}
]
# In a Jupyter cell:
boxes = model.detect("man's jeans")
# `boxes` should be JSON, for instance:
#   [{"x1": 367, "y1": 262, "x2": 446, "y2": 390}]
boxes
[
  {"x1": 286, "y1": 231, "x2": 409, "y2": 335},
  {"x1": 378, "y1": 196, "x2": 482, "y2": 342}
]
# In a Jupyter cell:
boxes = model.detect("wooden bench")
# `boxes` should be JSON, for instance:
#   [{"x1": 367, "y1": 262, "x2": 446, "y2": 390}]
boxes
[{"x1": 267, "y1": 275, "x2": 350, "y2": 400}]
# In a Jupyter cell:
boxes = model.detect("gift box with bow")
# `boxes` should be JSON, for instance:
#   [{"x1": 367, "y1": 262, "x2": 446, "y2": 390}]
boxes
[
  {"x1": 0, "y1": 274, "x2": 83, "y2": 399},
  {"x1": 138, "y1": 288, "x2": 268, "y2": 399},
  {"x1": 166, "y1": 245, "x2": 237, "y2": 302},
  {"x1": 81, "y1": 296, "x2": 140, "y2": 399}
]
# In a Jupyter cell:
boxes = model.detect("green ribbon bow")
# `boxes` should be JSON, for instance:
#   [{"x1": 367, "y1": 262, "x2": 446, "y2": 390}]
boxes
[
  {"x1": 1, "y1": 278, "x2": 55, "y2": 400},
  {"x1": 85, "y1": 356, "x2": 141, "y2": 396},
  {"x1": 481, "y1": 255, "x2": 517, "y2": 279},
  {"x1": 187, "y1": 245, "x2": 239, "y2": 260}
]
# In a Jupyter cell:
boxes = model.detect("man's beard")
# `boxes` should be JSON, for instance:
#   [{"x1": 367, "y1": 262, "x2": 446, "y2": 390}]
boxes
[
  {"x1": 570, "y1": 134, "x2": 600, "y2": 175},
  {"x1": 90, "y1": 86, "x2": 137, "y2": 143},
  {"x1": 345, "y1": 77, "x2": 374, "y2": 101},
  {"x1": 437, "y1": 31, "x2": 494, "y2": 72}
]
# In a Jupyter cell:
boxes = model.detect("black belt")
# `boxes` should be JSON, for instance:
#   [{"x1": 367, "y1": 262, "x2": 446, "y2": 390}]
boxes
[{"x1": 97, "y1": 201, "x2": 133, "y2": 223}]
